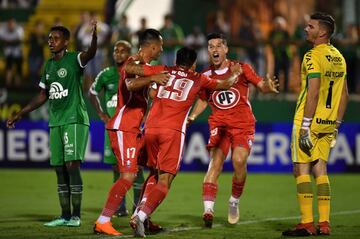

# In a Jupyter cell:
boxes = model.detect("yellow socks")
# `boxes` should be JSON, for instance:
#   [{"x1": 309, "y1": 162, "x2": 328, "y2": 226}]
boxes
[
  {"x1": 316, "y1": 175, "x2": 331, "y2": 223},
  {"x1": 296, "y1": 175, "x2": 313, "y2": 223}
]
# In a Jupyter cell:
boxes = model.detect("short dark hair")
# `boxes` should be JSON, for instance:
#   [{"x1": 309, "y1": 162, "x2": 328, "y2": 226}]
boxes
[
  {"x1": 176, "y1": 47, "x2": 197, "y2": 67},
  {"x1": 139, "y1": 28, "x2": 162, "y2": 47},
  {"x1": 310, "y1": 12, "x2": 336, "y2": 38},
  {"x1": 206, "y1": 32, "x2": 227, "y2": 45},
  {"x1": 50, "y1": 26, "x2": 70, "y2": 40}
]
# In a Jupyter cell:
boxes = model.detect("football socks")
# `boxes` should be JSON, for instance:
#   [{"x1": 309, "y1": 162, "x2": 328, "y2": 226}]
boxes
[
  {"x1": 316, "y1": 175, "x2": 331, "y2": 223},
  {"x1": 296, "y1": 175, "x2": 313, "y2": 224}
]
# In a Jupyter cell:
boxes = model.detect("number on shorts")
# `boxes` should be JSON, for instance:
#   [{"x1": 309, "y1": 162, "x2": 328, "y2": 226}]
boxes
[
  {"x1": 126, "y1": 147, "x2": 136, "y2": 159},
  {"x1": 157, "y1": 76, "x2": 194, "y2": 101}
]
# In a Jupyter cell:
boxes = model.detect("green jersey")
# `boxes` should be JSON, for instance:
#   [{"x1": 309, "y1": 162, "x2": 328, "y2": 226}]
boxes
[
  {"x1": 89, "y1": 66, "x2": 119, "y2": 116},
  {"x1": 39, "y1": 51, "x2": 89, "y2": 127}
]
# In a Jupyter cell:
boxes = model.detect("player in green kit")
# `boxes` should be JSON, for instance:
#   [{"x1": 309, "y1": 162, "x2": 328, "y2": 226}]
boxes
[
  {"x1": 89, "y1": 40, "x2": 145, "y2": 216},
  {"x1": 7, "y1": 23, "x2": 97, "y2": 227}
]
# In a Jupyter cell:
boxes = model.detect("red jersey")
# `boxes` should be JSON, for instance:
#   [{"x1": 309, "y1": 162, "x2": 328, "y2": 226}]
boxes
[
  {"x1": 200, "y1": 61, "x2": 262, "y2": 128},
  {"x1": 107, "y1": 57, "x2": 149, "y2": 133},
  {"x1": 145, "y1": 66, "x2": 218, "y2": 133}
]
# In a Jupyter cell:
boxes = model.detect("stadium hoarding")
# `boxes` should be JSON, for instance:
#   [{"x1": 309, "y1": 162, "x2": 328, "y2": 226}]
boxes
[{"x1": 1, "y1": 121, "x2": 359, "y2": 172}]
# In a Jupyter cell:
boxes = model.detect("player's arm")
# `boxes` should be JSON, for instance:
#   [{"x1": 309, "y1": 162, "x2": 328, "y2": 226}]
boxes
[
  {"x1": 88, "y1": 86, "x2": 110, "y2": 123},
  {"x1": 79, "y1": 20, "x2": 97, "y2": 66},
  {"x1": 7, "y1": 89, "x2": 48, "y2": 128},
  {"x1": 257, "y1": 74, "x2": 280, "y2": 93},
  {"x1": 214, "y1": 63, "x2": 242, "y2": 90},
  {"x1": 125, "y1": 73, "x2": 170, "y2": 91},
  {"x1": 125, "y1": 61, "x2": 166, "y2": 76},
  {"x1": 331, "y1": 79, "x2": 349, "y2": 147},
  {"x1": 187, "y1": 98, "x2": 208, "y2": 125},
  {"x1": 299, "y1": 77, "x2": 320, "y2": 155}
]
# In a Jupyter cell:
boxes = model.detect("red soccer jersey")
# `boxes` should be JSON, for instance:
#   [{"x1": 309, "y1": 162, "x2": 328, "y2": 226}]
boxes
[
  {"x1": 107, "y1": 57, "x2": 150, "y2": 133},
  {"x1": 145, "y1": 66, "x2": 218, "y2": 133},
  {"x1": 200, "y1": 60, "x2": 262, "y2": 128}
]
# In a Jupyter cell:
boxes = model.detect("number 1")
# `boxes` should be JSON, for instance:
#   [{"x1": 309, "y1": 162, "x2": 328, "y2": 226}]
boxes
[{"x1": 326, "y1": 80, "x2": 334, "y2": 109}]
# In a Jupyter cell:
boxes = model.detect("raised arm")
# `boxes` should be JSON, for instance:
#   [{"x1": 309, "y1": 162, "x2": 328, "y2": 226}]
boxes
[
  {"x1": 125, "y1": 61, "x2": 165, "y2": 76},
  {"x1": 7, "y1": 89, "x2": 48, "y2": 128},
  {"x1": 79, "y1": 21, "x2": 97, "y2": 66},
  {"x1": 214, "y1": 63, "x2": 242, "y2": 90},
  {"x1": 125, "y1": 73, "x2": 170, "y2": 91}
]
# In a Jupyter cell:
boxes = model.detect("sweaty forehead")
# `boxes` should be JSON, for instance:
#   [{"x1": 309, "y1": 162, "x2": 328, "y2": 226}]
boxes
[{"x1": 49, "y1": 31, "x2": 62, "y2": 38}]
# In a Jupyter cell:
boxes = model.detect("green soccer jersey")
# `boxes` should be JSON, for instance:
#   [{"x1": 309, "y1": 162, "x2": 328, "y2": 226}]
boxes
[
  {"x1": 39, "y1": 51, "x2": 89, "y2": 127},
  {"x1": 90, "y1": 66, "x2": 119, "y2": 116}
]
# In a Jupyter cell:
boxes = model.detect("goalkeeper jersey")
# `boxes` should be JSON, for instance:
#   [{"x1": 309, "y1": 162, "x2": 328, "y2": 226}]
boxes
[{"x1": 294, "y1": 43, "x2": 346, "y2": 133}]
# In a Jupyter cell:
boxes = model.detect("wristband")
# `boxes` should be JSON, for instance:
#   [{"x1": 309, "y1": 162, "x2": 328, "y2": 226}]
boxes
[
  {"x1": 143, "y1": 65, "x2": 164, "y2": 76},
  {"x1": 301, "y1": 117, "x2": 312, "y2": 129}
]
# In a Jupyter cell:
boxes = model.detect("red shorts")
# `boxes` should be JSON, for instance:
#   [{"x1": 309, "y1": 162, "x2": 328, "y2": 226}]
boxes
[
  {"x1": 107, "y1": 129, "x2": 142, "y2": 173},
  {"x1": 145, "y1": 128, "x2": 185, "y2": 175},
  {"x1": 207, "y1": 126, "x2": 255, "y2": 155}
]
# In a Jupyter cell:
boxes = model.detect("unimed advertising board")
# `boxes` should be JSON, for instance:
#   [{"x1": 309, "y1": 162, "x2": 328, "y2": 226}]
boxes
[{"x1": 1, "y1": 121, "x2": 360, "y2": 172}]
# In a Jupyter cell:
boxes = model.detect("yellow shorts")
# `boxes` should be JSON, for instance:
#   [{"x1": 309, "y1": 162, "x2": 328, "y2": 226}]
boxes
[{"x1": 291, "y1": 125, "x2": 333, "y2": 163}]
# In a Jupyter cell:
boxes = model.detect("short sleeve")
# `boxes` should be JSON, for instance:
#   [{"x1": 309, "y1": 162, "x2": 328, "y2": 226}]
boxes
[
  {"x1": 303, "y1": 50, "x2": 321, "y2": 79},
  {"x1": 242, "y1": 63, "x2": 262, "y2": 86},
  {"x1": 90, "y1": 69, "x2": 106, "y2": 95},
  {"x1": 39, "y1": 62, "x2": 48, "y2": 89}
]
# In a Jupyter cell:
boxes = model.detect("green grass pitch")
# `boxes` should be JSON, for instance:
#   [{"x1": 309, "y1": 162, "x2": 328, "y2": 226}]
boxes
[{"x1": 0, "y1": 169, "x2": 359, "y2": 239}]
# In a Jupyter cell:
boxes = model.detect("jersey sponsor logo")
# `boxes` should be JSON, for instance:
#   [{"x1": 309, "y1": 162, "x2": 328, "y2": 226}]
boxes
[
  {"x1": 57, "y1": 68, "x2": 67, "y2": 78},
  {"x1": 49, "y1": 82, "x2": 68, "y2": 99},
  {"x1": 106, "y1": 94, "x2": 117, "y2": 108},
  {"x1": 315, "y1": 118, "x2": 336, "y2": 125},
  {"x1": 325, "y1": 55, "x2": 342, "y2": 62},
  {"x1": 324, "y1": 71, "x2": 344, "y2": 77},
  {"x1": 212, "y1": 87, "x2": 240, "y2": 109},
  {"x1": 304, "y1": 52, "x2": 314, "y2": 70}
]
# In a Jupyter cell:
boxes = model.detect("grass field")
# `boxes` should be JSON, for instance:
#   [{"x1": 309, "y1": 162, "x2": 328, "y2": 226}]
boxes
[{"x1": 0, "y1": 169, "x2": 359, "y2": 239}]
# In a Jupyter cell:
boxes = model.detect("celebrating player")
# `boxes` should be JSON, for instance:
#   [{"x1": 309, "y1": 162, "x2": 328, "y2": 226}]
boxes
[
  {"x1": 88, "y1": 40, "x2": 145, "y2": 217},
  {"x1": 7, "y1": 23, "x2": 97, "y2": 227},
  {"x1": 129, "y1": 47, "x2": 242, "y2": 237},
  {"x1": 93, "y1": 29, "x2": 169, "y2": 236},
  {"x1": 282, "y1": 12, "x2": 348, "y2": 237},
  {"x1": 187, "y1": 32, "x2": 279, "y2": 228}
]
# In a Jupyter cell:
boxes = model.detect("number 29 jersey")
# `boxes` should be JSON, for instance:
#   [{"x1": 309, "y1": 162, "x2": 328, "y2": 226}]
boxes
[
  {"x1": 145, "y1": 66, "x2": 218, "y2": 133},
  {"x1": 294, "y1": 43, "x2": 346, "y2": 133},
  {"x1": 200, "y1": 61, "x2": 262, "y2": 129}
]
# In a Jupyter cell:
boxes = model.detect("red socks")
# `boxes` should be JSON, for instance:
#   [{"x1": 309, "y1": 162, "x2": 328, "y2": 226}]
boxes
[
  {"x1": 141, "y1": 183, "x2": 169, "y2": 215},
  {"x1": 232, "y1": 177, "x2": 245, "y2": 198},
  {"x1": 101, "y1": 178, "x2": 132, "y2": 217},
  {"x1": 202, "y1": 182, "x2": 218, "y2": 201}
]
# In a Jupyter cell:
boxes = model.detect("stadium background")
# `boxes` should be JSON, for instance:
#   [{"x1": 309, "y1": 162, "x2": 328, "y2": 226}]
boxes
[{"x1": 0, "y1": 0, "x2": 359, "y2": 172}]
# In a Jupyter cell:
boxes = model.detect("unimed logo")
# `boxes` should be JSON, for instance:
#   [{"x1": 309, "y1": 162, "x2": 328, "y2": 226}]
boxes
[{"x1": 49, "y1": 82, "x2": 68, "y2": 99}]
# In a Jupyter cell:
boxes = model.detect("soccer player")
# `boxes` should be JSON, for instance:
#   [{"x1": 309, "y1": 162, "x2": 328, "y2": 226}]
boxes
[
  {"x1": 6, "y1": 23, "x2": 97, "y2": 227},
  {"x1": 129, "y1": 47, "x2": 242, "y2": 237},
  {"x1": 187, "y1": 32, "x2": 279, "y2": 228},
  {"x1": 93, "y1": 29, "x2": 169, "y2": 236},
  {"x1": 88, "y1": 40, "x2": 145, "y2": 217},
  {"x1": 282, "y1": 12, "x2": 348, "y2": 237}
]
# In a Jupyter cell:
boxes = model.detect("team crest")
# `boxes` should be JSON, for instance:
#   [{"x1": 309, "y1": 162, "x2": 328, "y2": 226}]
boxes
[
  {"x1": 212, "y1": 87, "x2": 240, "y2": 109},
  {"x1": 57, "y1": 68, "x2": 67, "y2": 78}
]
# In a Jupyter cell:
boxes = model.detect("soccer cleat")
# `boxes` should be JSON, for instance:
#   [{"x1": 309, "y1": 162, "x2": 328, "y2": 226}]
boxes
[
  {"x1": 144, "y1": 218, "x2": 163, "y2": 234},
  {"x1": 130, "y1": 215, "x2": 146, "y2": 237},
  {"x1": 282, "y1": 222, "x2": 317, "y2": 237},
  {"x1": 93, "y1": 221, "x2": 122, "y2": 236},
  {"x1": 317, "y1": 221, "x2": 331, "y2": 235},
  {"x1": 202, "y1": 210, "x2": 214, "y2": 228},
  {"x1": 66, "y1": 216, "x2": 81, "y2": 227},
  {"x1": 43, "y1": 217, "x2": 69, "y2": 227},
  {"x1": 228, "y1": 201, "x2": 239, "y2": 224}
]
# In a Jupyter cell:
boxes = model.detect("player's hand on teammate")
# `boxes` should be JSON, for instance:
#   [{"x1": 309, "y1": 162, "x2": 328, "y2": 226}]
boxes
[
  {"x1": 265, "y1": 74, "x2": 280, "y2": 93},
  {"x1": 330, "y1": 128, "x2": 338, "y2": 148},
  {"x1": 299, "y1": 128, "x2": 313, "y2": 156},
  {"x1": 229, "y1": 63, "x2": 243, "y2": 76},
  {"x1": 151, "y1": 72, "x2": 170, "y2": 85}
]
